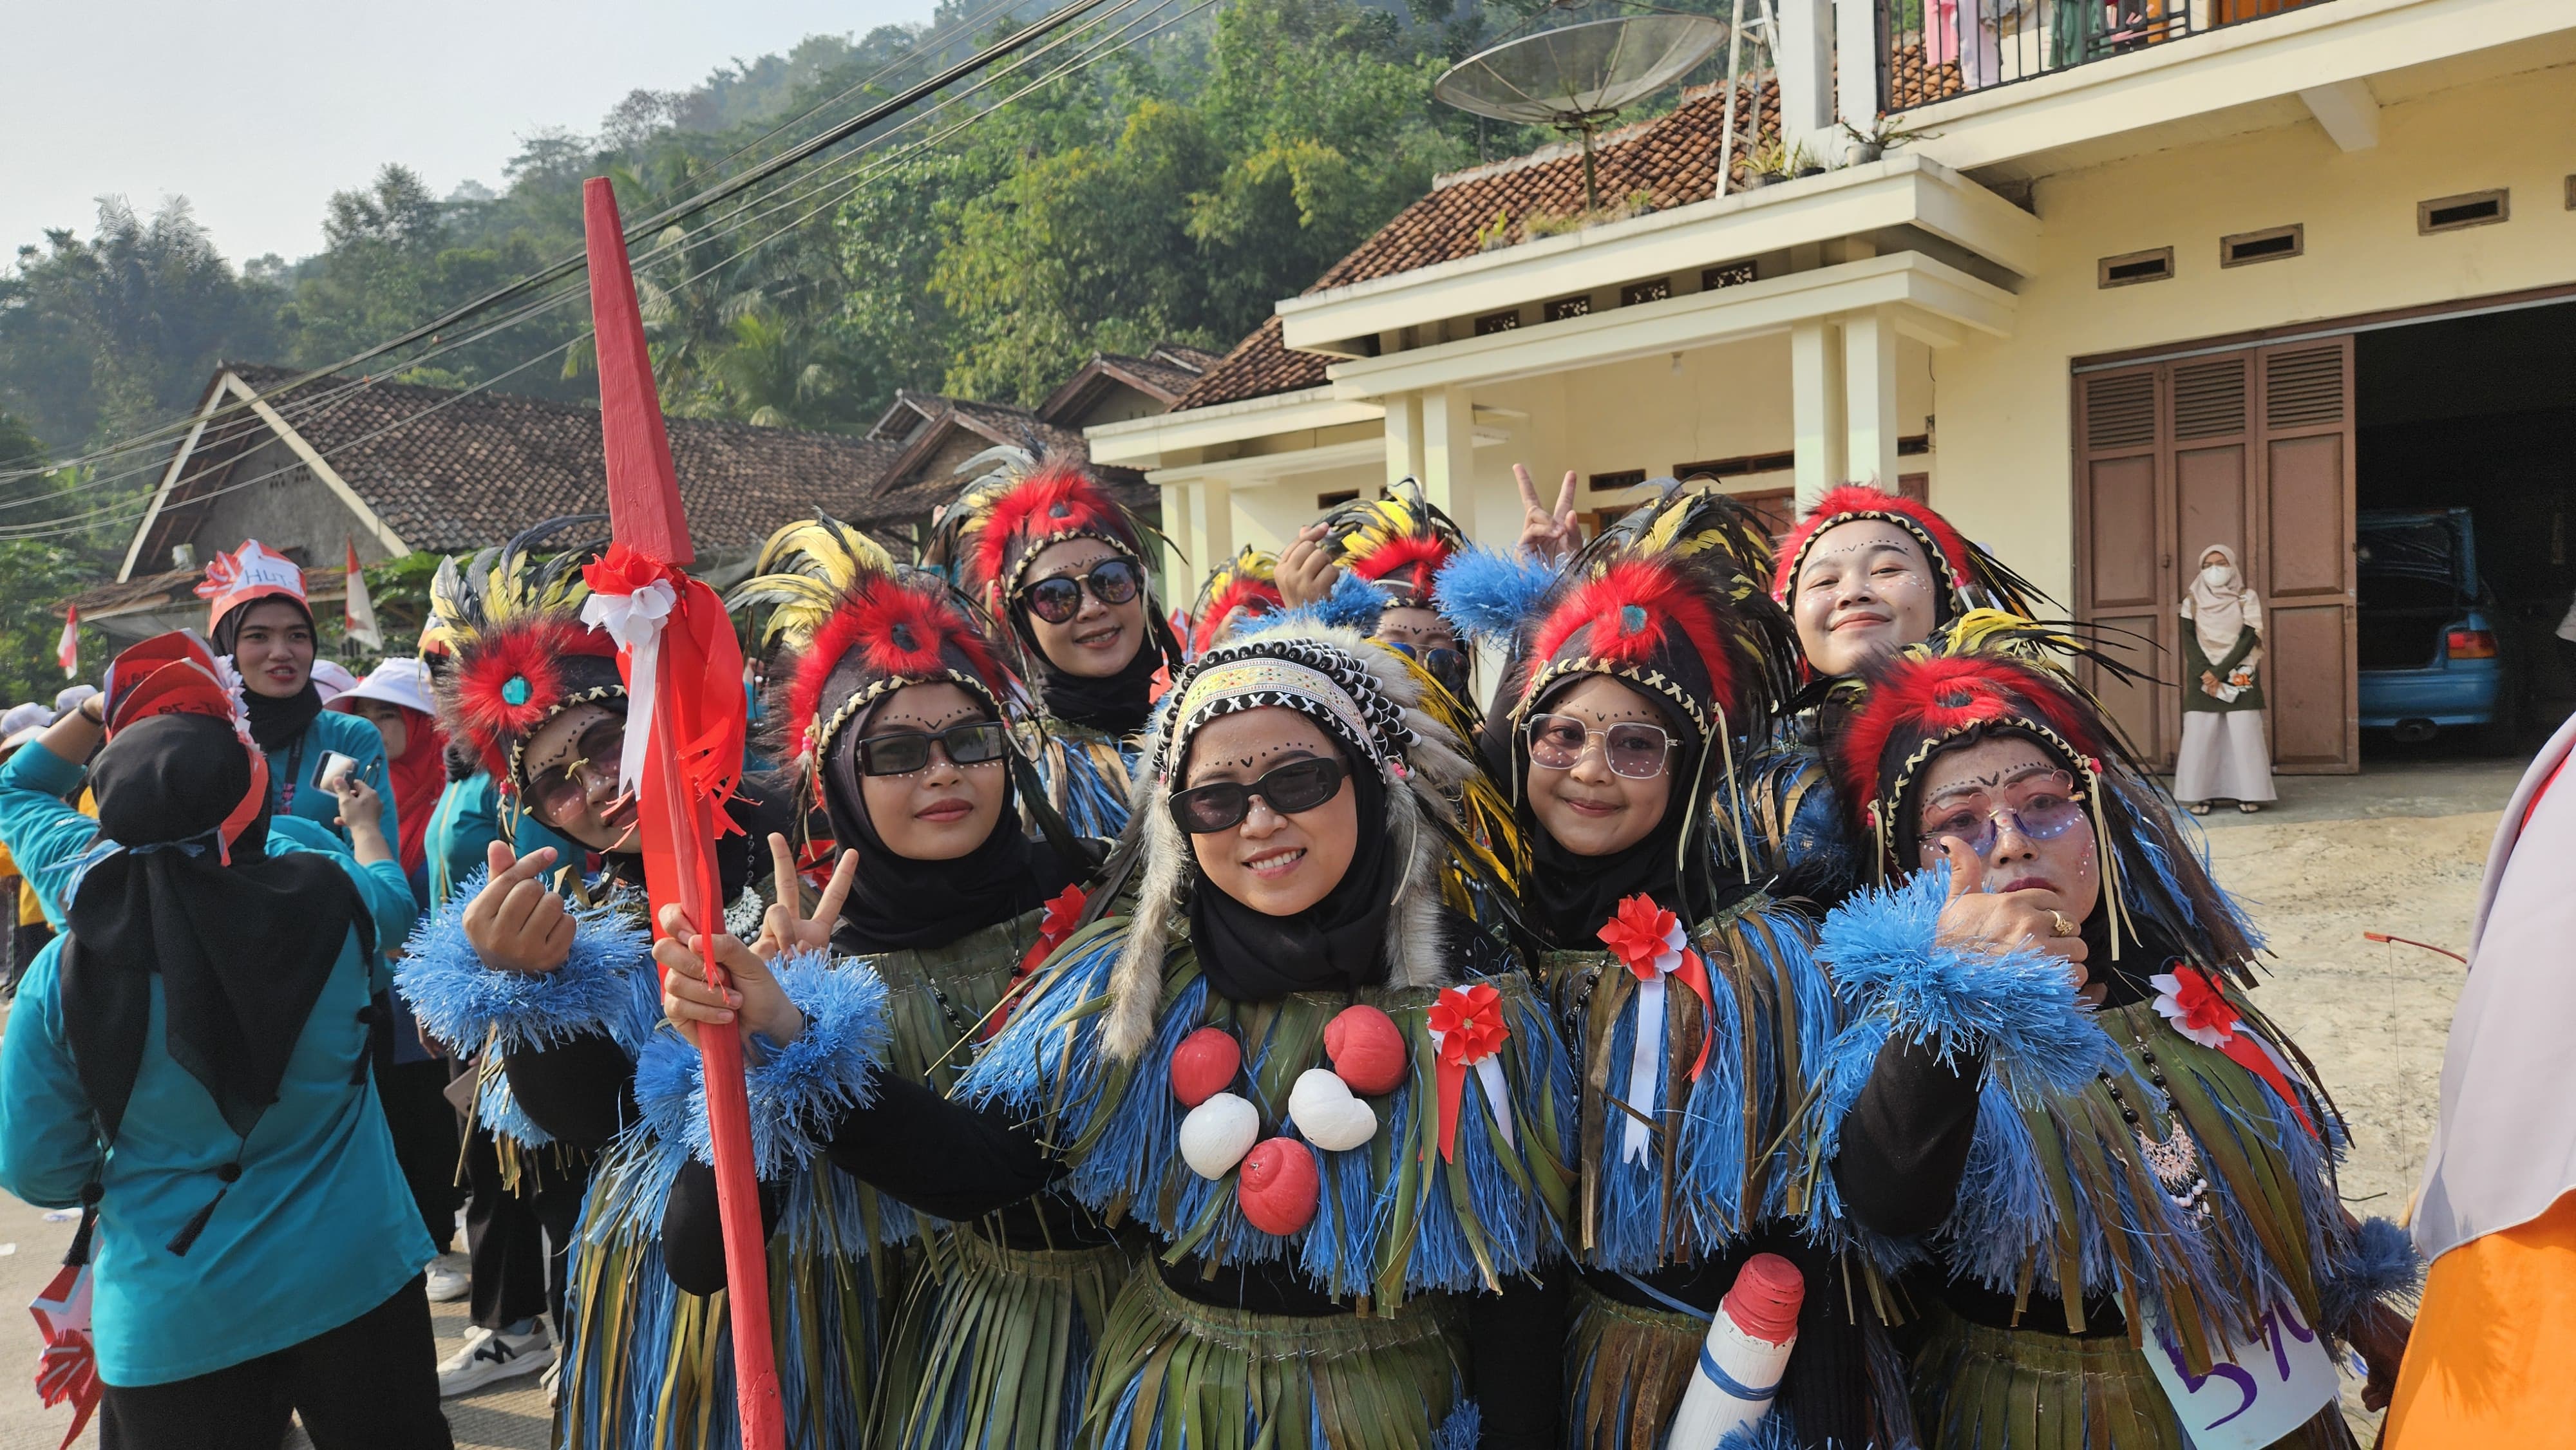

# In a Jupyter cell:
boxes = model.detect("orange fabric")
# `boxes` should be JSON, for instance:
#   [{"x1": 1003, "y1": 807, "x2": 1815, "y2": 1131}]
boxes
[{"x1": 2383, "y1": 1191, "x2": 2576, "y2": 1447}]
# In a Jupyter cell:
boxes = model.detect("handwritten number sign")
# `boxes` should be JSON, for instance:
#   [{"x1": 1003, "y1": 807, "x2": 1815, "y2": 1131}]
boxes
[{"x1": 2141, "y1": 1300, "x2": 2339, "y2": 1450}]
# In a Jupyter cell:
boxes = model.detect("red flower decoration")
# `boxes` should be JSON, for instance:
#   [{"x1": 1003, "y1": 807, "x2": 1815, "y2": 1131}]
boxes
[
  {"x1": 1428, "y1": 983, "x2": 1508, "y2": 1066},
  {"x1": 1021, "y1": 884, "x2": 1088, "y2": 974},
  {"x1": 1597, "y1": 894, "x2": 1687, "y2": 981},
  {"x1": 2150, "y1": 965, "x2": 2239, "y2": 1048},
  {"x1": 581, "y1": 541, "x2": 679, "y2": 599}
]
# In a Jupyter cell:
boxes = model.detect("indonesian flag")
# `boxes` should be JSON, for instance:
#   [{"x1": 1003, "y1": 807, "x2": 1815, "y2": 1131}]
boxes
[
  {"x1": 55, "y1": 607, "x2": 77, "y2": 678},
  {"x1": 343, "y1": 540, "x2": 383, "y2": 652}
]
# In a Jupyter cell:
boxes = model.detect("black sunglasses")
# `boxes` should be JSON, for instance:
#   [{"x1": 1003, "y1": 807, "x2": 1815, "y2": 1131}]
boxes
[
  {"x1": 527, "y1": 717, "x2": 625, "y2": 825},
  {"x1": 854, "y1": 720, "x2": 1012, "y2": 777},
  {"x1": 1166, "y1": 756, "x2": 1348, "y2": 835},
  {"x1": 1385, "y1": 640, "x2": 1470, "y2": 698},
  {"x1": 1016, "y1": 558, "x2": 1143, "y2": 625}
]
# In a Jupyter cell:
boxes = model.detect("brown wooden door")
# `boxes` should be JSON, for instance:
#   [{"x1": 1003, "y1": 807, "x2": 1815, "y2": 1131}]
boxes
[
  {"x1": 2071, "y1": 337, "x2": 2357, "y2": 773},
  {"x1": 2253, "y1": 339, "x2": 2358, "y2": 771}
]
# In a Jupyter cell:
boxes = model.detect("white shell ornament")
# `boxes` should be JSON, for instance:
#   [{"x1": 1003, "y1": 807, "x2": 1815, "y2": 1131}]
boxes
[
  {"x1": 1178, "y1": 1092, "x2": 1261, "y2": 1179},
  {"x1": 1287, "y1": 1068, "x2": 1379, "y2": 1153}
]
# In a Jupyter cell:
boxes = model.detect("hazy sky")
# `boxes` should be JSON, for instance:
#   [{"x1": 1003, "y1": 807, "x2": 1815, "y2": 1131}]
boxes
[{"x1": 6, "y1": 0, "x2": 936, "y2": 267}]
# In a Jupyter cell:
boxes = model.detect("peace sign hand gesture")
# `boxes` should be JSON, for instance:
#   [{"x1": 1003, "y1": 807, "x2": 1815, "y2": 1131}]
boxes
[
  {"x1": 752, "y1": 832, "x2": 859, "y2": 962},
  {"x1": 1514, "y1": 464, "x2": 1582, "y2": 564}
]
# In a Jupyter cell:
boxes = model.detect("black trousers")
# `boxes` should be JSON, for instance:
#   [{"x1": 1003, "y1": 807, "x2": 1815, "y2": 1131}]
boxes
[
  {"x1": 98, "y1": 1277, "x2": 451, "y2": 1450},
  {"x1": 379, "y1": 1059, "x2": 463, "y2": 1250},
  {"x1": 462, "y1": 1121, "x2": 587, "y2": 1330}
]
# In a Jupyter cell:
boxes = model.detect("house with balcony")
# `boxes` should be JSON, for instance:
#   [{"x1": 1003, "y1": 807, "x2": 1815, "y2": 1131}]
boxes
[{"x1": 1089, "y1": 0, "x2": 2576, "y2": 774}]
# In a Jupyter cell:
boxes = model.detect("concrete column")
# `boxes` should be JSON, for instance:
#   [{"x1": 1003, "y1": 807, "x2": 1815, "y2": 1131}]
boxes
[
  {"x1": 1774, "y1": 0, "x2": 1839, "y2": 163},
  {"x1": 1184, "y1": 480, "x2": 1233, "y2": 591},
  {"x1": 1790, "y1": 319, "x2": 1847, "y2": 513},
  {"x1": 1835, "y1": 0, "x2": 1880, "y2": 146},
  {"x1": 1421, "y1": 385, "x2": 1475, "y2": 522},
  {"x1": 1841, "y1": 306, "x2": 1902, "y2": 493},
  {"x1": 1383, "y1": 391, "x2": 1427, "y2": 495},
  {"x1": 1159, "y1": 480, "x2": 1194, "y2": 597}
]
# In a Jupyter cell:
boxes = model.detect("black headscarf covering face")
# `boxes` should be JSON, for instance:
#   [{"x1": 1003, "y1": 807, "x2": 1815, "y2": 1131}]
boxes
[
  {"x1": 822, "y1": 691, "x2": 1045, "y2": 953},
  {"x1": 1517, "y1": 676, "x2": 1703, "y2": 949},
  {"x1": 1183, "y1": 730, "x2": 1396, "y2": 1003},
  {"x1": 211, "y1": 598, "x2": 327, "y2": 752},
  {"x1": 1028, "y1": 623, "x2": 1165, "y2": 737},
  {"x1": 61, "y1": 714, "x2": 361, "y2": 1144}
]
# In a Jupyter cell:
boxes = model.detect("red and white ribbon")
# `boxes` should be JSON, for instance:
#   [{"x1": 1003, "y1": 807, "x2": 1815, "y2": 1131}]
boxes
[
  {"x1": 579, "y1": 548, "x2": 679, "y2": 796},
  {"x1": 2151, "y1": 965, "x2": 2315, "y2": 1138},
  {"x1": 1427, "y1": 984, "x2": 1513, "y2": 1162},
  {"x1": 1599, "y1": 894, "x2": 1715, "y2": 1165}
]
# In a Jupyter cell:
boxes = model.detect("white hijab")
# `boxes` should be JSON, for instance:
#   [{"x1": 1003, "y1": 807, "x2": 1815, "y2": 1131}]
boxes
[
  {"x1": 2413, "y1": 708, "x2": 2576, "y2": 1259},
  {"x1": 2180, "y1": 543, "x2": 2262, "y2": 661}
]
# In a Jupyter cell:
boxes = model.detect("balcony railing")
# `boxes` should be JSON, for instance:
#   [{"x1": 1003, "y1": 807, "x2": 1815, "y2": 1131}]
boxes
[{"x1": 1879, "y1": 0, "x2": 2334, "y2": 111}]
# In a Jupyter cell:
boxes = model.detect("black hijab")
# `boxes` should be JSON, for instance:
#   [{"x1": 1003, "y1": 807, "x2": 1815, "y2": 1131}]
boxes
[
  {"x1": 212, "y1": 599, "x2": 327, "y2": 753},
  {"x1": 820, "y1": 700, "x2": 1055, "y2": 954},
  {"x1": 1027, "y1": 621, "x2": 1165, "y2": 736},
  {"x1": 1185, "y1": 737, "x2": 1396, "y2": 1001},
  {"x1": 61, "y1": 714, "x2": 363, "y2": 1145},
  {"x1": 1517, "y1": 681, "x2": 1704, "y2": 949}
]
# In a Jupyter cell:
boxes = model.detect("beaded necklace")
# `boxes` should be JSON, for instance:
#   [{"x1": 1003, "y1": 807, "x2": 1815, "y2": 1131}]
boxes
[{"x1": 2097, "y1": 1025, "x2": 2213, "y2": 1221}]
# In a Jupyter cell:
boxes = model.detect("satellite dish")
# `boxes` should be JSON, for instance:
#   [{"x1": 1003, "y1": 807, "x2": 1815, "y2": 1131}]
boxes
[{"x1": 1435, "y1": 12, "x2": 1728, "y2": 212}]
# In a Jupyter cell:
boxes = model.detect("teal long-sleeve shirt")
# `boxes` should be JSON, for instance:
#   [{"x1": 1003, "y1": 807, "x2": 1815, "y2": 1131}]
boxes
[{"x1": 0, "y1": 740, "x2": 433, "y2": 1384}]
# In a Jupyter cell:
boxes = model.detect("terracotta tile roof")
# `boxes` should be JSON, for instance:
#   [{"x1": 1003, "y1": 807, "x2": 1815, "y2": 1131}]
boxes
[
  {"x1": 1173, "y1": 77, "x2": 1781, "y2": 412},
  {"x1": 155, "y1": 364, "x2": 904, "y2": 559},
  {"x1": 1884, "y1": 43, "x2": 1965, "y2": 111}
]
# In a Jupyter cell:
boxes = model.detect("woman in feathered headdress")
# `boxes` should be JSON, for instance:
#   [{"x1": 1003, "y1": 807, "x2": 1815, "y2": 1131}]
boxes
[
  {"x1": 658, "y1": 619, "x2": 1577, "y2": 1450},
  {"x1": 652, "y1": 514, "x2": 1124, "y2": 1450},
  {"x1": 1276, "y1": 480, "x2": 1475, "y2": 702},
  {"x1": 929, "y1": 451, "x2": 1178, "y2": 836},
  {"x1": 394, "y1": 519, "x2": 820, "y2": 1446},
  {"x1": 1184, "y1": 546, "x2": 1284, "y2": 657},
  {"x1": 1813, "y1": 626, "x2": 2416, "y2": 1449},
  {"x1": 1438, "y1": 482, "x2": 1915, "y2": 1450}
]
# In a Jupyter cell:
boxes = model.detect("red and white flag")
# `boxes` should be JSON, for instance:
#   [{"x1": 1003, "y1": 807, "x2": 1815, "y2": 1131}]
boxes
[
  {"x1": 55, "y1": 606, "x2": 77, "y2": 678},
  {"x1": 343, "y1": 540, "x2": 383, "y2": 652}
]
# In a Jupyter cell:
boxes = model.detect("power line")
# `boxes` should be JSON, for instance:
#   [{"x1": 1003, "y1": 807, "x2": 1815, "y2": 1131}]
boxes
[
  {"x1": 3, "y1": 0, "x2": 1215, "y2": 547},
  {"x1": 5, "y1": 0, "x2": 1116, "y2": 488}
]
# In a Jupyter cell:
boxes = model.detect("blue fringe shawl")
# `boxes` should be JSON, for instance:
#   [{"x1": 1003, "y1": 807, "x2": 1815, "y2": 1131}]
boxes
[
  {"x1": 955, "y1": 923, "x2": 1575, "y2": 1301},
  {"x1": 630, "y1": 948, "x2": 895, "y2": 1179},
  {"x1": 396, "y1": 867, "x2": 659, "y2": 1055},
  {"x1": 1036, "y1": 726, "x2": 1137, "y2": 838},
  {"x1": 1567, "y1": 901, "x2": 1844, "y2": 1273},
  {"x1": 1433, "y1": 547, "x2": 1555, "y2": 645}
]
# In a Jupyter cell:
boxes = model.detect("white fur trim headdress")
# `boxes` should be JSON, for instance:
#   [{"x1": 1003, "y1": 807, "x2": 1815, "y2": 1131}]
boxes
[{"x1": 1103, "y1": 622, "x2": 1481, "y2": 1060}]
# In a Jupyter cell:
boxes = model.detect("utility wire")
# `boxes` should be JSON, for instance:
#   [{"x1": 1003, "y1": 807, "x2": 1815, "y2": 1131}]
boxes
[
  {"x1": 5, "y1": 0, "x2": 1114, "y2": 487},
  {"x1": 3, "y1": 0, "x2": 1212, "y2": 546}
]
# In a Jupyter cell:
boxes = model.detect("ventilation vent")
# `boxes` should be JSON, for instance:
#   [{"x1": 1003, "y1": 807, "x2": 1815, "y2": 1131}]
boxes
[
  {"x1": 1703, "y1": 261, "x2": 1757, "y2": 290},
  {"x1": 2098, "y1": 247, "x2": 2174, "y2": 288},
  {"x1": 1620, "y1": 278, "x2": 1672, "y2": 307},
  {"x1": 2419, "y1": 189, "x2": 2508, "y2": 234},
  {"x1": 2084, "y1": 373, "x2": 2156, "y2": 450},
  {"x1": 1545, "y1": 296, "x2": 1594, "y2": 322},
  {"x1": 2221, "y1": 225, "x2": 2304, "y2": 267},
  {"x1": 1474, "y1": 309, "x2": 1522, "y2": 336},
  {"x1": 2265, "y1": 348, "x2": 2346, "y2": 428},
  {"x1": 1676, "y1": 451, "x2": 1795, "y2": 480},
  {"x1": 1316, "y1": 489, "x2": 1360, "y2": 507},
  {"x1": 2172, "y1": 359, "x2": 2248, "y2": 439},
  {"x1": 1587, "y1": 469, "x2": 1647, "y2": 493}
]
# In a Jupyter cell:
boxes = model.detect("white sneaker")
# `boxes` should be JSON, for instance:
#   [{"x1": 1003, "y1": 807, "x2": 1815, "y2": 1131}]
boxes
[
  {"x1": 438, "y1": 1321, "x2": 553, "y2": 1397},
  {"x1": 424, "y1": 1265, "x2": 470, "y2": 1303}
]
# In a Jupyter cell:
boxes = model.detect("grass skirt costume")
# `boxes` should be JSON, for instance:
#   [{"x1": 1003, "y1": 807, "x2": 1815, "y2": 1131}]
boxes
[
  {"x1": 1811, "y1": 628, "x2": 2420, "y2": 1450},
  {"x1": 952, "y1": 624, "x2": 1577, "y2": 1450},
  {"x1": 1439, "y1": 484, "x2": 1911, "y2": 1450}
]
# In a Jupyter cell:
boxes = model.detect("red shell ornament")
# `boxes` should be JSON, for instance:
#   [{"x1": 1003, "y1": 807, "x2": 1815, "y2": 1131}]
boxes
[
  {"x1": 1170, "y1": 1028, "x2": 1243, "y2": 1108},
  {"x1": 1321, "y1": 1004, "x2": 1408, "y2": 1096},
  {"x1": 1236, "y1": 1138, "x2": 1320, "y2": 1236}
]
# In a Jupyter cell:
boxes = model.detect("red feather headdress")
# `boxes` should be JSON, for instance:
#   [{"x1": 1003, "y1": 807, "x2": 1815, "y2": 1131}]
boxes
[
  {"x1": 1830, "y1": 651, "x2": 2105, "y2": 833},
  {"x1": 426, "y1": 520, "x2": 622, "y2": 790},
  {"x1": 952, "y1": 458, "x2": 1144, "y2": 604},
  {"x1": 781, "y1": 572, "x2": 1006, "y2": 766},
  {"x1": 1187, "y1": 548, "x2": 1283, "y2": 656},
  {"x1": 1323, "y1": 484, "x2": 1464, "y2": 609},
  {"x1": 1770, "y1": 484, "x2": 2043, "y2": 619}
]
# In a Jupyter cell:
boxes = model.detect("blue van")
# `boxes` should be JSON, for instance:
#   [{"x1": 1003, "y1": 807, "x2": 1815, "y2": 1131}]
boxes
[{"x1": 2355, "y1": 507, "x2": 2509, "y2": 744}]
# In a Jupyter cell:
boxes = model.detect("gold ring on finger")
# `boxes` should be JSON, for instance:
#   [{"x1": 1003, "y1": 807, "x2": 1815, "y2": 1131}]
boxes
[{"x1": 2048, "y1": 910, "x2": 2078, "y2": 938}]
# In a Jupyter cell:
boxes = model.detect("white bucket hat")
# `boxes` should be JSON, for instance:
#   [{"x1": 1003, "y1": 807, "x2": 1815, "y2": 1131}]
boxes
[{"x1": 332, "y1": 657, "x2": 437, "y2": 716}]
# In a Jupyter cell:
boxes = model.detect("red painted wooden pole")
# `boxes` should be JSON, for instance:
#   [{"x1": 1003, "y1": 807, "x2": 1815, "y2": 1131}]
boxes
[{"x1": 582, "y1": 176, "x2": 784, "y2": 1449}]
